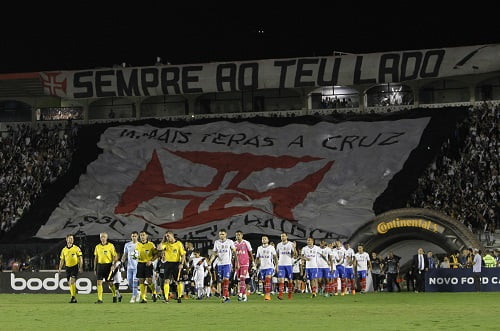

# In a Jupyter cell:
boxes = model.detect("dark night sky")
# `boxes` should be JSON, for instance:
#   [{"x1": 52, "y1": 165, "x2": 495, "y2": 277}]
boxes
[{"x1": 2, "y1": 4, "x2": 500, "y2": 74}]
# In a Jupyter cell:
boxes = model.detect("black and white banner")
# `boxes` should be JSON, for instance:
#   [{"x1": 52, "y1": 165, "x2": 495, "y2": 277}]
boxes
[
  {"x1": 36, "y1": 118, "x2": 429, "y2": 241},
  {"x1": 39, "y1": 44, "x2": 500, "y2": 99}
]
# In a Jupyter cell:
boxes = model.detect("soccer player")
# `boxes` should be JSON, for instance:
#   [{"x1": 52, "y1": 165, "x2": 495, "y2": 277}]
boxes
[
  {"x1": 343, "y1": 242, "x2": 356, "y2": 295},
  {"x1": 93, "y1": 232, "x2": 118, "y2": 303},
  {"x1": 300, "y1": 237, "x2": 320, "y2": 297},
  {"x1": 316, "y1": 239, "x2": 332, "y2": 296},
  {"x1": 136, "y1": 231, "x2": 158, "y2": 303},
  {"x1": 333, "y1": 240, "x2": 346, "y2": 295},
  {"x1": 122, "y1": 231, "x2": 139, "y2": 303},
  {"x1": 276, "y1": 232, "x2": 296, "y2": 300},
  {"x1": 209, "y1": 229, "x2": 236, "y2": 303},
  {"x1": 157, "y1": 231, "x2": 186, "y2": 303},
  {"x1": 255, "y1": 235, "x2": 278, "y2": 301},
  {"x1": 58, "y1": 234, "x2": 83, "y2": 303},
  {"x1": 234, "y1": 230, "x2": 254, "y2": 302},
  {"x1": 354, "y1": 244, "x2": 372, "y2": 293}
]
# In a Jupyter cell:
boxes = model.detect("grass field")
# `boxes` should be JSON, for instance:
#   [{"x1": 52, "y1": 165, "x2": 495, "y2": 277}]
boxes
[{"x1": 1, "y1": 292, "x2": 499, "y2": 330}]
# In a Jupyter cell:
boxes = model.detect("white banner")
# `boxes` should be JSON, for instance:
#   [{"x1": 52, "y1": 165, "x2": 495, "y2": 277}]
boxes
[
  {"x1": 39, "y1": 44, "x2": 500, "y2": 99},
  {"x1": 36, "y1": 118, "x2": 430, "y2": 240}
]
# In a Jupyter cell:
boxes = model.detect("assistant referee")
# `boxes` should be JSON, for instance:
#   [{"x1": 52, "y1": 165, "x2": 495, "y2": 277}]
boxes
[{"x1": 157, "y1": 231, "x2": 186, "y2": 303}]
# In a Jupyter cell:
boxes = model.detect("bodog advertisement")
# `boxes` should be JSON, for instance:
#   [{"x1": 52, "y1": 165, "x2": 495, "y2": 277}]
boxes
[{"x1": 0, "y1": 272, "x2": 130, "y2": 294}]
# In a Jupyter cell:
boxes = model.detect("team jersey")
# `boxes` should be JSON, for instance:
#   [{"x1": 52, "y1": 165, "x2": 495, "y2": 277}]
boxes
[
  {"x1": 60, "y1": 244, "x2": 82, "y2": 268},
  {"x1": 335, "y1": 246, "x2": 346, "y2": 265},
  {"x1": 191, "y1": 256, "x2": 208, "y2": 278},
  {"x1": 123, "y1": 241, "x2": 138, "y2": 269},
  {"x1": 329, "y1": 248, "x2": 338, "y2": 268},
  {"x1": 135, "y1": 241, "x2": 157, "y2": 263},
  {"x1": 94, "y1": 242, "x2": 117, "y2": 264},
  {"x1": 234, "y1": 240, "x2": 253, "y2": 266},
  {"x1": 344, "y1": 247, "x2": 355, "y2": 268},
  {"x1": 276, "y1": 241, "x2": 295, "y2": 266},
  {"x1": 159, "y1": 240, "x2": 186, "y2": 262},
  {"x1": 317, "y1": 246, "x2": 331, "y2": 268},
  {"x1": 301, "y1": 245, "x2": 320, "y2": 268},
  {"x1": 213, "y1": 239, "x2": 235, "y2": 265},
  {"x1": 292, "y1": 257, "x2": 302, "y2": 273},
  {"x1": 256, "y1": 245, "x2": 277, "y2": 269},
  {"x1": 354, "y1": 252, "x2": 370, "y2": 271}
]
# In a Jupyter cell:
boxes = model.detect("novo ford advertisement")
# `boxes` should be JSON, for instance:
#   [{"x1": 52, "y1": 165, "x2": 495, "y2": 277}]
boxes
[{"x1": 426, "y1": 268, "x2": 500, "y2": 292}]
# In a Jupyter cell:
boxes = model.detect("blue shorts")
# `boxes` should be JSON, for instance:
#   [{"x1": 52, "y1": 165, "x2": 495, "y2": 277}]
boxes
[
  {"x1": 336, "y1": 265, "x2": 345, "y2": 278},
  {"x1": 259, "y1": 268, "x2": 274, "y2": 279},
  {"x1": 357, "y1": 270, "x2": 367, "y2": 279},
  {"x1": 217, "y1": 264, "x2": 232, "y2": 280},
  {"x1": 317, "y1": 267, "x2": 330, "y2": 279},
  {"x1": 305, "y1": 268, "x2": 318, "y2": 280},
  {"x1": 344, "y1": 267, "x2": 354, "y2": 280},
  {"x1": 277, "y1": 265, "x2": 293, "y2": 280}
]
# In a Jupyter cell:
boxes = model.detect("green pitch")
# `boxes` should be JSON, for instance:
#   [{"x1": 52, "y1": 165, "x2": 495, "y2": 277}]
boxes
[{"x1": 1, "y1": 292, "x2": 499, "y2": 330}]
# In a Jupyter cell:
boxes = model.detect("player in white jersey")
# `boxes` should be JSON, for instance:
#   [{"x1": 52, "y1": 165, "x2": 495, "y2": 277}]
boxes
[
  {"x1": 276, "y1": 232, "x2": 297, "y2": 300},
  {"x1": 209, "y1": 229, "x2": 236, "y2": 303},
  {"x1": 316, "y1": 239, "x2": 332, "y2": 296},
  {"x1": 326, "y1": 241, "x2": 338, "y2": 296},
  {"x1": 334, "y1": 240, "x2": 347, "y2": 295},
  {"x1": 300, "y1": 237, "x2": 320, "y2": 297},
  {"x1": 255, "y1": 235, "x2": 277, "y2": 301},
  {"x1": 343, "y1": 242, "x2": 356, "y2": 295},
  {"x1": 122, "y1": 231, "x2": 139, "y2": 302},
  {"x1": 354, "y1": 244, "x2": 372, "y2": 293}
]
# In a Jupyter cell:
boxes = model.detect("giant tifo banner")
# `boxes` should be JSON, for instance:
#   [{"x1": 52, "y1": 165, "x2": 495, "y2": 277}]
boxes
[
  {"x1": 39, "y1": 44, "x2": 500, "y2": 99},
  {"x1": 36, "y1": 118, "x2": 430, "y2": 240}
]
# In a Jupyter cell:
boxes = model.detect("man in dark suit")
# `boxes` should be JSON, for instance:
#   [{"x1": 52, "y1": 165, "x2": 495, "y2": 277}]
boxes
[{"x1": 412, "y1": 247, "x2": 428, "y2": 293}]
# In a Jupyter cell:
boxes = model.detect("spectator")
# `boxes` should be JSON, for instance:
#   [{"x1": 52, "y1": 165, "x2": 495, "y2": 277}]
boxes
[
  {"x1": 439, "y1": 256, "x2": 450, "y2": 268},
  {"x1": 408, "y1": 104, "x2": 498, "y2": 239},
  {"x1": 0, "y1": 122, "x2": 77, "y2": 235}
]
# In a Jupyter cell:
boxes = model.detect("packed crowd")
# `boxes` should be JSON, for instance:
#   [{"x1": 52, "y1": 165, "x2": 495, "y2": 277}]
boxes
[
  {"x1": 321, "y1": 96, "x2": 357, "y2": 109},
  {"x1": 0, "y1": 121, "x2": 78, "y2": 234},
  {"x1": 408, "y1": 103, "x2": 499, "y2": 243}
]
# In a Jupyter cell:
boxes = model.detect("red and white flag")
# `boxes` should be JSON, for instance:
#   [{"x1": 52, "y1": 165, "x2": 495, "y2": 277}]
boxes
[{"x1": 36, "y1": 118, "x2": 430, "y2": 240}]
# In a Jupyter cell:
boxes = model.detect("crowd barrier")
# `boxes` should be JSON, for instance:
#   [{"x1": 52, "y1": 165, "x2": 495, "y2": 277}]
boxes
[
  {"x1": 1, "y1": 269, "x2": 499, "y2": 293},
  {"x1": 426, "y1": 268, "x2": 500, "y2": 292}
]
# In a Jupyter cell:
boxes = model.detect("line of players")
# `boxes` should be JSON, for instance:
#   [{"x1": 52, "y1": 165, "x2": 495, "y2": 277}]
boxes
[
  {"x1": 208, "y1": 229, "x2": 372, "y2": 302},
  {"x1": 59, "y1": 229, "x2": 372, "y2": 303}
]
